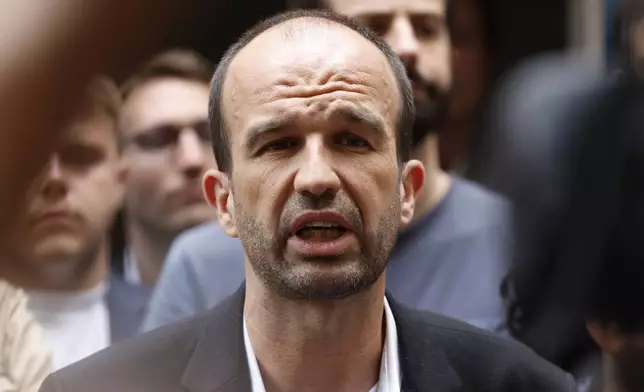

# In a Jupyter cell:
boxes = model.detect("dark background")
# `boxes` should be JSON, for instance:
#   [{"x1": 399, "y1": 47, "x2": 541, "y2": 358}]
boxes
[{"x1": 163, "y1": 0, "x2": 567, "y2": 84}]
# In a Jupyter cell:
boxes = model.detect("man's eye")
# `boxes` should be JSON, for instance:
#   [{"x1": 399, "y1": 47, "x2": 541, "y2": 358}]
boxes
[
  {"x1": 412, "y1": 17, "x2": 440, "y2": 39},
  {"x1": 264, "y1": 139, "x2": 299, "y2": 152},
  {"x1": 361, "y1": 15, "x2": 391, "y2": 36},
  {"x1": 59, "y1": 145, "x2": 104, "y2": 167},
  {"x1": 133, "y1": 126, "x2": 179, "y2": 150},
  {"x1": 337, "y1": 133, "x2": 369, "y2": 148}
]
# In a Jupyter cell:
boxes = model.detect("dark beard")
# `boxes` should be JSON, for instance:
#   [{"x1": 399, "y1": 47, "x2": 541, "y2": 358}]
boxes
[
  {"x1": 614, "y1": 345, "x2": 644, "y2": 392},
  {"x1": 407, "y1": 67, "x2": 451, "y2": 147},
  {"x1": 234, "y1": 191, "x2": 400, "y2": 301}
]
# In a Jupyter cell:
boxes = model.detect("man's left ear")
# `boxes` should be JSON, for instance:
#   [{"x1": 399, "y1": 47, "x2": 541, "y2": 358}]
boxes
[{"x1": 399, "y1": 160, "x2": 425, "y2": 227}]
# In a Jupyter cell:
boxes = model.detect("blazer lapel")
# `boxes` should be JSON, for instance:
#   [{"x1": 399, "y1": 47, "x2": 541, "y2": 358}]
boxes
[
  {"x1": 181, "y1": 284, "x2": 251, "y2": 392},
  {"x1": 389, "y1": 296, "x2": 463, "y2": 392},
  {"x1": 180, "y1": 288, "x2": 462, "y2": 392}
]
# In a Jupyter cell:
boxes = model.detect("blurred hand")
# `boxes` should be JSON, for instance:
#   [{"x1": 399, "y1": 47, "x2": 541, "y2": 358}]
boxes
[{"x1": 0, "y1": 0, "x2": 200, "y2": 236}]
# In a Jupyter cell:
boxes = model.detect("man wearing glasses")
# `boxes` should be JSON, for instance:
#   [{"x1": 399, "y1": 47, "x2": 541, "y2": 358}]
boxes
[{"x1": 116, "y1": 49, "x2": 218, "y2": 291}]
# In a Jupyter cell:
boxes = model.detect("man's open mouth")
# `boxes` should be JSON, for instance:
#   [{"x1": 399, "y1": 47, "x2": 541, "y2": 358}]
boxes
[{"x1": 295, "y1": 221, "x2": 348, "y2": 241}]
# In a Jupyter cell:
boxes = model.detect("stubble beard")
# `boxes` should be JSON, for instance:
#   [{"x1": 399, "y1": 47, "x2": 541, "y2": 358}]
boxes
[{"x1": 235, "y1": 197, "x2": 400, "y2": 301}]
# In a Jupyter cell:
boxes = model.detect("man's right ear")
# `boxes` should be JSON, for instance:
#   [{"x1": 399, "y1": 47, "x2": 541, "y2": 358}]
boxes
[{"x1": 203, "y1": 169, "x2": 238, "y2": 238}]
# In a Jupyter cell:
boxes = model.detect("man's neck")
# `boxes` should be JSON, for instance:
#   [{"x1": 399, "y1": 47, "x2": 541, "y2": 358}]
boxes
[
  {"x1": 412, "y1": 134, "x2": 451, "y2": 221},
  {"x1": 126, "y1": 218, "x2": 173, "y2": 287},
  {"x1": 0, "y1": 239, "x2": 109, "y2": 292},
  {"x1": 244, "y1": 268, "x2": 386, "y2": 392}
]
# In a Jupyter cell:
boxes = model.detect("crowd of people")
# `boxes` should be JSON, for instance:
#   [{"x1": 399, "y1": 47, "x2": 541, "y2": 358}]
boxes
[{"x1": 0, "y1": 0, "x2": 642, "y2": 391}]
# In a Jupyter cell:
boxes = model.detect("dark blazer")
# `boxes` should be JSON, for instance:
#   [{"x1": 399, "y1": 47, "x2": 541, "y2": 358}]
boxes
[{"x1": 40, "y1": 285, "x2": 576, "y2": 392}]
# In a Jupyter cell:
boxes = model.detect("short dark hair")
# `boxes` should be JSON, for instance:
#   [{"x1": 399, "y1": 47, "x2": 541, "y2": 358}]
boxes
[
  {"x1": 81, "y1": 77, "x2": 122, "y2": 124},
  {"x1": 209, "y1": 9, "x2": 414, "y2": 173},
  {"x1": 121, "y1": 49, "x2": 214, "y2": 100}
]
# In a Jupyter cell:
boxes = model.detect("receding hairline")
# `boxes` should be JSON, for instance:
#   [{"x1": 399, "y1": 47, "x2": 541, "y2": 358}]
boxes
[
  {"x1": 226, "y1": 15, "x2": 394, "y2": 81},
  {"x1": 272, "y1": 15, "x2": 366, "y2": 40},
  {"x1": 210, "y1": 9, "x2": 414, "y2": 173},
  {"x1": 222, "y1": 15, "x2": 399, "y2": 106}
]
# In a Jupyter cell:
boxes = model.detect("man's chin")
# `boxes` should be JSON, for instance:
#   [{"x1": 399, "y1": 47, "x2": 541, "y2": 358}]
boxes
[
  {"x1": 31, "y1": 237, "x2": 83, "y2": 262},
  {"x1": 268, "y1": 262, "x2": 383, "y2": 301}
]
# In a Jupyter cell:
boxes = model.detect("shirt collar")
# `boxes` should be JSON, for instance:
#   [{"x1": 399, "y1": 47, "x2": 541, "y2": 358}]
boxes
[{"x1": 243, "y1": 297, "x2": 401, "y2": 392}]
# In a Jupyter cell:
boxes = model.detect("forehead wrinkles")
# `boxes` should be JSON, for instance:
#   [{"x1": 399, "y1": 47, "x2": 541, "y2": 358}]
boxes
[{"x1": 222, "y1": 20, "x2": 400, "y2": 134}]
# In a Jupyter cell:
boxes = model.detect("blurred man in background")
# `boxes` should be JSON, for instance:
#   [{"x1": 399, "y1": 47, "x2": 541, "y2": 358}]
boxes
[
  {"x1": 115, "y1": 50, "x2": 217, "y2": 290},
  {"x1": 612, "y1": 0, "x2": 644, "y2": 78},
  {"x1": 0, "y1": 79, "x2": 125, "y2": 369},
  {"x1": 144, "y1": 0, "x2": 511, "y2": 335}
]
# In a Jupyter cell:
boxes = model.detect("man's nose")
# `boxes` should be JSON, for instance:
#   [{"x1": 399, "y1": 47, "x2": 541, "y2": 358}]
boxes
[
  {"x1": 293, "y1": 139, "x2": 341, "y2": 198},
  {"x1": 176, "y1": 129, "x2": 206, "y2": 179},
  {"x1": 40, "y1": 155, "x2": 68, "y2": 200},
  {"x1": 387, "y1": 16, "x2": 420, "y2": 69}
]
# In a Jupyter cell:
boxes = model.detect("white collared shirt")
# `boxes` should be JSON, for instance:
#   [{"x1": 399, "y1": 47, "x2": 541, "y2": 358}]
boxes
[{"x1": 243, "y1": 298, "x2": 401, "y2": 392}]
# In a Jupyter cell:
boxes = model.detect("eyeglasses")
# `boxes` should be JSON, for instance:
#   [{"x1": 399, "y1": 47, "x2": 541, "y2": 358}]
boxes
[{"x1": 128, "y1": 120, "x2": 211, "y2": 150}]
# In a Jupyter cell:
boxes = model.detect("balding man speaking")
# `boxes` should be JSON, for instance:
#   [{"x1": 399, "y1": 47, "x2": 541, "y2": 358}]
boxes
[{"x1": 40, "y1": 10, "x2": 574, "y2": 392}]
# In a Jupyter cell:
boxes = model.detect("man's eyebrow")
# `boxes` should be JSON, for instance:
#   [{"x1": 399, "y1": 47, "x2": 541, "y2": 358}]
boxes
[
  {"x1": 243, "y1": 118, "x2": 289, "y2": 152},
  {"x1": 242, "y1": 107, "x2": 387, "y2": 151},
  {"x1": 334, "y1": 106, "x2": 387, "y2": 141}
]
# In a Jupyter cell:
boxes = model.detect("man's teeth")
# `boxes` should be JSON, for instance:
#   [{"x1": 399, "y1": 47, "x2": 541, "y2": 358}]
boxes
[
  {"x1": 295, "y1": 221, "x2": 348, "y2": 240},
  {"x1": 302, "y1": 221, "x2": 340, "y2": 229},
  {"x1": 298, "y1": 227, "x2": 344, "y2": 240}
]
